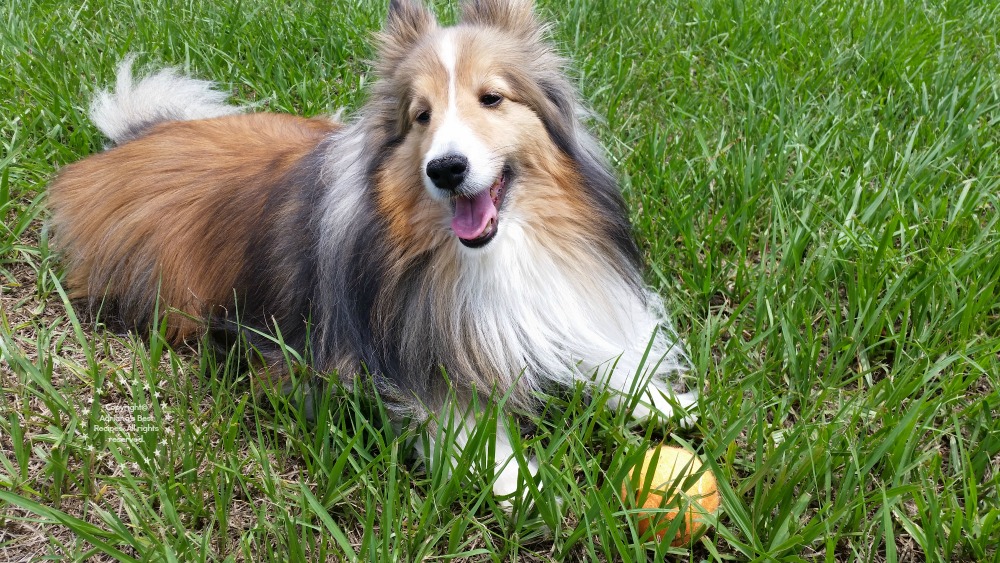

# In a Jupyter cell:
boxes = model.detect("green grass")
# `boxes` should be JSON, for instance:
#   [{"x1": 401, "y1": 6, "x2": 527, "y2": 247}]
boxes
[{"x1": 2, "y1": 0, "x2": 999, "y2": 561}]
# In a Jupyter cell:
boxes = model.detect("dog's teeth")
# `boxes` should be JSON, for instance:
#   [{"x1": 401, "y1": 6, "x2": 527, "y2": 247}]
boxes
[{"x1": 489, "y1": 177, "x2": 503, "y2": 203}]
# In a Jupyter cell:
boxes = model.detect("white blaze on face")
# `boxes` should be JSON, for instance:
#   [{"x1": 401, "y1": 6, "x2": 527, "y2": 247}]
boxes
[{"x1": 422, "y1": 31, "x2": 497, "y2": 200}]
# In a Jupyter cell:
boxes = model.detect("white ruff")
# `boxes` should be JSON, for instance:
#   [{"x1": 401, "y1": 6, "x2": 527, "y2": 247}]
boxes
[{"x1": 445, "y1": 218, "x2": 691, "y2": 411}]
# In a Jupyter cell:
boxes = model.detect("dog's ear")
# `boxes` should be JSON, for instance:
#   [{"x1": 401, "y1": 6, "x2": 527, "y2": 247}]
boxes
[
  {"x1": 386, "y1": 0, "x2": 436, "y2": 43},
  {"x1": 378, "y1": 0, "x2": 437, "y2": 69},
  {"x1": 460, "y1": 0, "x2": 541, "y2": 39}
]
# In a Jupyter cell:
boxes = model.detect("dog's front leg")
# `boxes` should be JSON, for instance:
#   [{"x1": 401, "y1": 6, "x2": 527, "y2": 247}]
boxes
[
  {"x1": 579, "y1": 325, "x2": 700, "y2": 426},
  {"x1": 418, "y1": 397, "x2": 539, "y2": 508}
]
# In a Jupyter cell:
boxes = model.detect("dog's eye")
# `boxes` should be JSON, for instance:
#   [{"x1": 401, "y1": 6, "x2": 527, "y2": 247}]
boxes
[
  {"x1": 415, "y1": 110, "x2": 431, "y2": 124},
  {"x1": 479, "y1": 93, "x2": 503, "y2": 107}
]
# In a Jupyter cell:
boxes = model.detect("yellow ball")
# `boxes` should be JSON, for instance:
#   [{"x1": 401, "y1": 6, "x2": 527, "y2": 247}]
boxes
[{"x1": 622, "y1": 445, "x2": 721, "y2": 546}]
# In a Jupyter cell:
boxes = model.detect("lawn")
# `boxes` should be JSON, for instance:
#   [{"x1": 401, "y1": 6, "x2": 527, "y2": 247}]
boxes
[{"x1": 2, "y1": 0, "x2": 999, "y2": 561}]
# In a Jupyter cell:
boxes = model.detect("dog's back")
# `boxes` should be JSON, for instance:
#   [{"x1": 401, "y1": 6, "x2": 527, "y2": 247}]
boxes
[{"x1": 49, "y1": 62, "x2": 338, "y2": 342}]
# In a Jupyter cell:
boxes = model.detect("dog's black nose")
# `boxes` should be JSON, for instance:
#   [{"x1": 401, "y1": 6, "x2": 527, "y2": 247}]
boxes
[{"x1": 426, "y1": 154, "x2": 469, "y2": 191}]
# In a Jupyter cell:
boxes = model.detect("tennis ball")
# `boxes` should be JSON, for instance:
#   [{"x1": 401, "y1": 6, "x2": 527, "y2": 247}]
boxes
[{"x1": 622, "y1": 445, "x2": 720, "y2": 546}]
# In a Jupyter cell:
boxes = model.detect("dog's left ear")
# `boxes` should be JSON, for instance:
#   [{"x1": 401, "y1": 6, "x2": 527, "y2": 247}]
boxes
[
  {"x1": 384, "y1": 0, "x2": 437, "y2": 48},
  {"x1": 376, "y1": 0, "x2": 438, "y2": 76},
  {"x1": 460, "y1": 0, "x2": 541, "y2": 39}
]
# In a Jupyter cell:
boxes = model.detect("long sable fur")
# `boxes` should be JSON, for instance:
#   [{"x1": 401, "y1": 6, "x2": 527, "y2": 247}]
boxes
[
  {"x1": 49, "y1": 113, "x2": 337, "y2": 348},
  {"x1": 48, "y1": 0, "x2": 687, "y2": 418}
]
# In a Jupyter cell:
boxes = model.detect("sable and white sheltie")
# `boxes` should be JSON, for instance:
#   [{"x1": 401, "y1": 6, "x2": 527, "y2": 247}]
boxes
[{"x1": 48, "y1": 0, "x2": 697, "y2": 498}]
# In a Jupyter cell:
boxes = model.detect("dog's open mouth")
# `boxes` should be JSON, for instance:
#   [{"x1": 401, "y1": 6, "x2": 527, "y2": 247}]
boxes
[{"x1": 451, "y1": 169, "x2": 509, "y2": 248}]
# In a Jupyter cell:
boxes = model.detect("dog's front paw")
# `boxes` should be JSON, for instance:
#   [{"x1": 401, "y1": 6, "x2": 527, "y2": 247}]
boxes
[
  {"x1": 630, "y1": 386, "x2": 700, "y2": 427},
  {"x1": 493, "y1": 455, "x2": 539, "y2": 511}
]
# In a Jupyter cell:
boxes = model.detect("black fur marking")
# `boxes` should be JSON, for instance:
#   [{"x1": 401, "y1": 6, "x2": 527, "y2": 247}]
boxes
[
  {"x1": 209, "y1": 147, "x2": 328, "y2": 365},
  {"x1": 319, "y1": 210, "x2": 389, "y2": 375},
  {"x1": 83, "y1": 253, "x2": 158, "y2": 335},
  {"x1": 106, "y1": 115, "x2": 169, "y2": 145},
  {"x1": 375, "y1": 249, "x2": 435, "y2": 398},
  {"x1": 311, "y1": 134, "x2": 395, "y2": 381},
  {"x1": 571, "y1": 143, "x2": 644, "y2": 280}
]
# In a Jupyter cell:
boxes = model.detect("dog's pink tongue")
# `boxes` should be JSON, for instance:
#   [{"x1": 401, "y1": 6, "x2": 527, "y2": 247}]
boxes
[{"x1": 452, "y1": 190, "x2": 497, "y2": 240}]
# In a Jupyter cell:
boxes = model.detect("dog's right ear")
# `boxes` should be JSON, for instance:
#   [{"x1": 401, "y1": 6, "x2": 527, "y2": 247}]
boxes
[
  {"x1": 460, "y1": 0, "x2": 540, "y2": 40},
  {"x1": 378, "y1": 0, "x2": 437, "y2": 66}
]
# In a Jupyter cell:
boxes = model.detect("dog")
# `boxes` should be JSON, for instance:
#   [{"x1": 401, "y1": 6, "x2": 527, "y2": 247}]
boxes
[{"x1": 48, "y1": 0, "x2": 697, "y2": 500}]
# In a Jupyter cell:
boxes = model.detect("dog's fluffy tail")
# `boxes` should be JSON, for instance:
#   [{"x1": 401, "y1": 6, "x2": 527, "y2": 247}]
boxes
[{"x1": 90, "y1": 56, "x2": 241, "y2": 145}]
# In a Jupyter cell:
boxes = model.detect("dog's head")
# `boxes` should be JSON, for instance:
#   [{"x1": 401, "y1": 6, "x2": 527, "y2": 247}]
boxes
[
  {"x1": 371, "y1": 0, "x2": 601, "y2": 251},
  {"x1": 356, "y1": 0, "x2": 649, "y2": 405}
]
